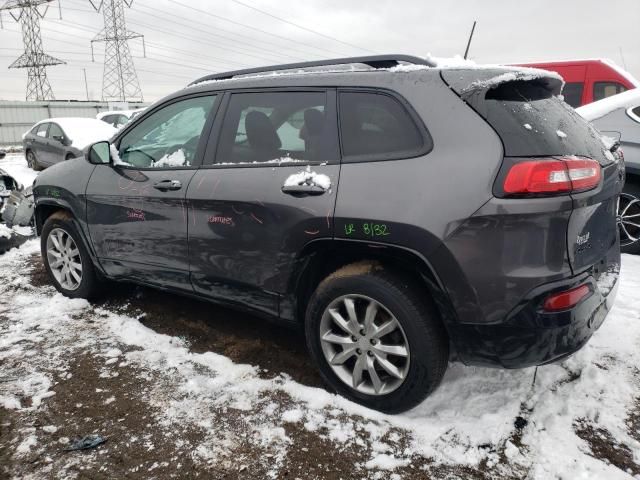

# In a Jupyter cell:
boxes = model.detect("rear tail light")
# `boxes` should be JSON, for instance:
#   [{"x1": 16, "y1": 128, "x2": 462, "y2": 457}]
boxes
[
  {"x1": 502, "y1": 157, "x2": 601, "y2": 196},
  {"x1": 543, "y1": 284, "x2": 592, "y2": 312}
]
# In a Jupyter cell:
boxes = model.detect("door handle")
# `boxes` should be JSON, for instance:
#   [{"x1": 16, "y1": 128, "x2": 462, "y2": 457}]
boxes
[
  {"x1": 153, "y1": 179, "x2": 182, "y2": 191},
  {"x1": 281, "y1": 184, "x2": 326, "y2": 197}
]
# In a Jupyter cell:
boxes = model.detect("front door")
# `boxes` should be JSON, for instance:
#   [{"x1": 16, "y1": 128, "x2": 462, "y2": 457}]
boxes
[
  {"x1": 46, "y1": 122, "x2": 67, "y2": 165},
  {"x1": 86, "y1": 93, "x2": 219, "y2": 291},
  {"x1": 188, "y1": 90, "x2": 340, "y2": 316}
]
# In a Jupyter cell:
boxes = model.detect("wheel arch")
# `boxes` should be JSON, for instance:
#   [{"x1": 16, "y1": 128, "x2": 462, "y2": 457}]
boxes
[
  {"x1": 35, "y1": 200, "x2": 106, "y2": 277},
  {"x1": 282, "y1": 239, "x2": 459, "y2": 337}
]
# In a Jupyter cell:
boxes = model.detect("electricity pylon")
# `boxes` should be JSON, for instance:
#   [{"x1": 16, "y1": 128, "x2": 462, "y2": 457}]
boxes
[
  {"x1": 88, "y1": 0, "x2": 144, "y2": 102},
  {"x1": 0, "y1": 0, "x2": 65, "y2": 101}
]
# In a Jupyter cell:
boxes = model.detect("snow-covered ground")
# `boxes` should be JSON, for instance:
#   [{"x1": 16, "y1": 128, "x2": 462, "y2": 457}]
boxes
[
  {"x1": 0, "y1": 154, "x2": 37, "y2": 242},
  {"x1": 0, "y1": 153, "x2": 37, "y2": 188},
  {"x1": 1, "y1": 153, "x2": 639, "y2": 478}
]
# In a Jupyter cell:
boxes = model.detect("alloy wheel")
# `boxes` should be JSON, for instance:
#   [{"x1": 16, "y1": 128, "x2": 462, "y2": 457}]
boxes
[
  {"x1": 618, "y1": 193, "x2": 640, "y2": 248},
  {"x1": 319, "y1": 294, "x2": 410, "y2": 396},
  {"x1": 46, "y1": 228, "x2": 83, "y2": 291},
  {"x1": 26, "y1": 151, "x2": 35, "y2": 169}
]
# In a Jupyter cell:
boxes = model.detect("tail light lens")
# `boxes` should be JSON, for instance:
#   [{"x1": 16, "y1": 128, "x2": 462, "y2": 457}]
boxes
[
  {"x1": 543, "y1": 284, "x2": 592, "y2": 312},
  {"x1": 502, "y1": 157, "x2": 601, "y2": 196}
]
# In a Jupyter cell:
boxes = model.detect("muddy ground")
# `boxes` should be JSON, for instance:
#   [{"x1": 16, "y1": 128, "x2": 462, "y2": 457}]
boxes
[{"x1": 1, "y1": 248, "x2": 639, "y2": 479}]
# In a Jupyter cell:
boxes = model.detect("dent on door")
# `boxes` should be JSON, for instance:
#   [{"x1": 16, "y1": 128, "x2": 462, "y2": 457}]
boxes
[{"x1": 187, "y1": 164, "x2": 338, "y2": 317}]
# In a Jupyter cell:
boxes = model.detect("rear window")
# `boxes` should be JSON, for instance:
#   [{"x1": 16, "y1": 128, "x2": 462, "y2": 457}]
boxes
[
  {"x1": 441, "y1": 69, "x2": 608, "y2": 163},
  {"x1": 34, "y1": 123, "x2": 48, "y2": 137},
  {"x1": 562, "y1": 82, "x2": 584, "y2": 108},
  {"x1": 593, "y1": 82, "x2": 627, "y2": 102},
  {"x1": 338, "y1": 91, "x2": 427, "y2": 161}
]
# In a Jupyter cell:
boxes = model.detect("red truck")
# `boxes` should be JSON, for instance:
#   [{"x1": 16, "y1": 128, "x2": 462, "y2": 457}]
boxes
[{"x1": 513, "y1": 59, "x2": 639, "y2": 108}]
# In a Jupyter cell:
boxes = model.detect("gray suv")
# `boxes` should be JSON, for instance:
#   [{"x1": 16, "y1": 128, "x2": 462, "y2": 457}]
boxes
[{"x1": 32, "y1": 55, "x2": 622, "y2": 413}]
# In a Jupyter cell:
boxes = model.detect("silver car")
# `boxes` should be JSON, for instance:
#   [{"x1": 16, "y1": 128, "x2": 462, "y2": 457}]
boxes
[{"x1": 578, "y1": 89, "x2": 640, "y2": 253}]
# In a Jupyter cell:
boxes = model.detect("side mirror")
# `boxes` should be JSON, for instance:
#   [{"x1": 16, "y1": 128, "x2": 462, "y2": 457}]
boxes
[
  {"x1": 87, "y1": 141, "x2": 111, "y2": 165},
  {"x1": 0, "y1": 150, "x2": 6, "y2": 160}
]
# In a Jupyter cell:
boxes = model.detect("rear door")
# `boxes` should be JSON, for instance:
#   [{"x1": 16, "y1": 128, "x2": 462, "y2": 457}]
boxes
[
  {"x1": 187, "y1": 89, "x2": 340, "y2": 316},
  {"x1": 86, "y1": 93, "x2": 219, "y2": 291}
]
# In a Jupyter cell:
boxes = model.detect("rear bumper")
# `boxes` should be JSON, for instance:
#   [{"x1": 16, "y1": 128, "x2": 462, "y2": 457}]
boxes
[{"x1": 451, "y1": 251, "x2": 620, "y2": 368}]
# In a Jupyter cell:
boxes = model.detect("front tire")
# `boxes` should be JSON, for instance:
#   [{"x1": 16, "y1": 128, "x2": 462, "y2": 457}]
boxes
[
  {"x1": 41, "y1": 211, "x2": 100, "y2": 299},
  {"x1": 305, "y1": 262, "x2": 449, "y2": 413},
  {"x1": 619, "y1": 180, "x2": 640, "y2": 255}
]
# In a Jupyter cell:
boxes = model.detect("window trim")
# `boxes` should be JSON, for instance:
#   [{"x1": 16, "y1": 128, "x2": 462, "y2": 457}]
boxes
[
  {"x1": 201, "y1": 87, "x2": 340, "y2": 170},
  {"x1": 111, "y1": 91, "x2": 221, "y2": 171},
  {"x1": 627, "y1": 105, "x2": 640, "y2": 124},
  {"x1": 337, "y1": 87, "x2": 433, "y2": 164}
]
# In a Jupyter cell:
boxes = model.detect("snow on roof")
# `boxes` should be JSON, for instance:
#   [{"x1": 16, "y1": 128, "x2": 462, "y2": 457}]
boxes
[
  {"x1": 33, "y1": 117, "x2": 117, "y2": 150},
  {"x1": 576, "y1": 88, "x2": 640, "y2": 121}
]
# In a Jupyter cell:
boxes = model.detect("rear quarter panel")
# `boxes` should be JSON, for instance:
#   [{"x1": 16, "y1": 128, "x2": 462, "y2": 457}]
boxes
[{"x1": 333, "y1": 71, "x2": 505, "y2": 324}]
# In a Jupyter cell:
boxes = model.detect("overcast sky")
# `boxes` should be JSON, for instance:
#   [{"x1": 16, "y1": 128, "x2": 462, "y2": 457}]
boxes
[{"x1": 0, "y1": 0, "x2": 638, "y2": 103}]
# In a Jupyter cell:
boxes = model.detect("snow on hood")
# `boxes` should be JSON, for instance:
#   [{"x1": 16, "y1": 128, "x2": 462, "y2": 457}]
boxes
[
  {"x1": 32, "y1": 118, "x2": 117, "y2": 150},
  {"x1": 576, "y1": 88, "x2": 640, "y2": 121}
]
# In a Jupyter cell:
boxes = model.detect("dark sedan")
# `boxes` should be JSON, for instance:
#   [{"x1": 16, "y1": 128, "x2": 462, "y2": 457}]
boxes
[{"x1": 23, "y1": 118, "x2": 116, "y2": 171}]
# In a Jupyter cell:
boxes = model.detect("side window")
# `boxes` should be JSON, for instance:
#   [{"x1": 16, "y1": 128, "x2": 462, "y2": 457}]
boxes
[
  {"x1": 35, "y1": 123, "x2": 48, "y2": 137},
  {"x1": 338, "y1": 91, "x2": 426, "y2": 161},
  {"x1": 114, "y1": 115, "x2": 129, "y2": 128},
  {"x1": 216, "y1": 91, "x2": 338, "y2": 164},
  {"x1": 629, "y1": 105, "x2": 640, "y2": 123},
  {"x1": 48, "y1": 123, "x2": 65, "y2": 143},
  {"x1": 593, "y1": 82, "x2": 627, "y2": 102},
  {"x1": 117, "y1": 95, "x2": 217, "y2": 168},
  {"x1": 561, "y1": 82, "x2": 584, "y2": 108}
]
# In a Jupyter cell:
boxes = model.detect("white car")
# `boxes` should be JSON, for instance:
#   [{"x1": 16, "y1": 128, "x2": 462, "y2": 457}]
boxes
[
  {"x1": 577, "y1": 89, "x2": 640, "y2": 253},
  {"x1": 97, "y1": 108, "x2": 145, "y2": 128}
]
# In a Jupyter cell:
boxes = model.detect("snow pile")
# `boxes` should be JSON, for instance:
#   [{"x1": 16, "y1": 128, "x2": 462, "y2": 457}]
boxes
[
  {"x1": 283, "y1": 165, "x2": 331, "y2": 190},
  {"x1": 463, "y1": 69, "x2": 563, "y2": 93},
  {"x1": 154, "y1": 149, "x2": 188, "y2": 168},
  {"x1": 0, "y1": 152, "x2": 38, "y2": 187},
  {"x1": 0, "y1": 223, "x2": 11, "y2": 238},
  {"x1": 109, "y1": 144, "x2": 132, "y2": 167}
]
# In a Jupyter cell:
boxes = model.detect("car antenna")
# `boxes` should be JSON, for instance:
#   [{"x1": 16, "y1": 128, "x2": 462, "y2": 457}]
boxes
[{"x1": 463, "y1": 20, "x2": 477, "y2": 60}]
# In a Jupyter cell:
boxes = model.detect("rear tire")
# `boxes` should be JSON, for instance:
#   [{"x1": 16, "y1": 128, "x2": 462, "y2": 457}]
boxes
[
  {"x1": 41, "y1": 211, "x2": 100, "y2": 299},
  {"x1": 305, "y1": 262, "x2": 449, "y2": 413},
  {"x1": 26, "y1": 150, "x2": 41, "y2": 171},
  {"x1": 619, "y1": 180, "x2": 640, "y2": 255}
]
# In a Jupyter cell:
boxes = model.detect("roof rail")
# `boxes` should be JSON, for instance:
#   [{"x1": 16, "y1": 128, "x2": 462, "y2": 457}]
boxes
[{"x1": 188, "y1": 54, "x2": 435, "y2": 86}]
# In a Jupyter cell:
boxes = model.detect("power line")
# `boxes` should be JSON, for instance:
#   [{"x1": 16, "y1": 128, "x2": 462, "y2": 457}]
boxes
[
  {"x1": 165, "y1": 0, "x2": 352, "y2": 58},
  {"x1": 126, "y1": 17, "x2": 299, "y2": 64},
  {"x1": 227, "y1": 0, "x2": 377, "y2": 54},
  {"x1": 132, "y1": 1, "x2": 330, "y2": 62}
]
